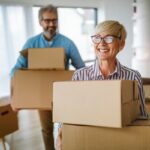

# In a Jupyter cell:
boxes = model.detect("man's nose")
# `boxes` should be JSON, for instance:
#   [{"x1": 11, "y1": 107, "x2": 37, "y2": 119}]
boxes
[{"x1": 48, "y1": 21, "x2": 55, "y2": 26}]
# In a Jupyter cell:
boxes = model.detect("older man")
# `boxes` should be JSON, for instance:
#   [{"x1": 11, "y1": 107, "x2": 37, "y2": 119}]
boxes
[{"x1": 10, "y1": 4, "x2": 85, "y2": 150}]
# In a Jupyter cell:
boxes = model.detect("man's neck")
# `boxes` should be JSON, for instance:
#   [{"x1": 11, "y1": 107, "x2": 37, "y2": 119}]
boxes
[{"x1": 43, "y1": 32, "x2": 56, "y2": 41}]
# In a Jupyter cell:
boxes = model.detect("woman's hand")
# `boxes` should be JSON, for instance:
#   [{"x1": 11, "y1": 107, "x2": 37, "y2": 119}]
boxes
[{"x1": 56, "y1": 127, "x2": 62, "y2": 150}]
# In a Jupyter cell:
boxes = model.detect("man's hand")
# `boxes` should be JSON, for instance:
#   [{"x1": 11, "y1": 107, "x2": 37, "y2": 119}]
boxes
[
  {"x1": 10, "y1": 103, "x2": 20, "y2": 112},
  {"x1": 10, "y1": 77, "x2": 20, "y2": 112},
  {"x1": 56, "y1": 127, "x2": 62, "y2": 150}
]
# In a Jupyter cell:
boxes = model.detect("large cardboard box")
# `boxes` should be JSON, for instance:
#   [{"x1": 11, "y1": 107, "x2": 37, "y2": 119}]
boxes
[
  {"x1": 0, "y1": 98, "x2": 18, "y2": 137},
  {"x1": 53, "y1": 80, "x2": 140, "y2": 128},
  {"x1": 21, "y1": 48, "x2": 65, "y2": 69},
  {"x1": 62, "y1": 120, "x2": 150, "y2": 150},
  {"x1": 143, "y1": 78, "x2": 150, "y2": 85},
  {"x1": 11, "y1": 70, "x2": 74, "y2": 110},
  {"x1": 144, "y1": 85, "x2": 150, "y2": 101},
  {"x1": 142, "y1": 78, "x2": 150, "y2": 101},
  {"x1": 145, "y1": 102, "x2": 150, "y2": 114}
]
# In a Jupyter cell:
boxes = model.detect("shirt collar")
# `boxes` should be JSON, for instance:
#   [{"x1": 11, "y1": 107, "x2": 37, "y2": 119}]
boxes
[{"x1": 93, "y1": 58, "x2": 121, "y2": 79}]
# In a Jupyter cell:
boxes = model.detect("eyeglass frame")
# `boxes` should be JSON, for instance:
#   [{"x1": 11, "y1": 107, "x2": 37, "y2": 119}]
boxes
[
  {"x1": 42, "y1": 18, "x2": 58, "y2": 24},
  {"x1": 91, "y1": 34, "x2": 121, "y2": 44}
]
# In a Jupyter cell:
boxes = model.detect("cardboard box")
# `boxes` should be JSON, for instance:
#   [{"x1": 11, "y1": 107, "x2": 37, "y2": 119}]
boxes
[
  {"x1": 20, "y1": 48, "x2": 65, "y2": 69},
  {"x1": 53, "y1": 80, "x2": 140, "y2": 128},
  {"x1": 134, "y1": 81, "x2": 139, "y2": 100},
  {"x1": 62, "y1": 120, "x2": 150, "y2": 150},
  {"x1": 0, "y1": 98, "x2": 18, "y2": 137},
  {"x1": 143, "y1": 78, "x2": 150, "y2": 85},
  {"x1": 142, "y1": 78, "x2": 150, "y2": 101},
  {"x1": 145, "y1": 102, "x2": 150, "y2": 114},
  {"x1": 11, "y1": 70, "x2": 73, "y2": 110},
  {"x1": 144, "y1": 85, "x2": 150, "y2": 101}
]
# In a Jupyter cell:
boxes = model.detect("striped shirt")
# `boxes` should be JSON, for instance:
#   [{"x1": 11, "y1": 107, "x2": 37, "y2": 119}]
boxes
[{"x1": 72, "y1": 59, "x2": 148, "y2": 118}]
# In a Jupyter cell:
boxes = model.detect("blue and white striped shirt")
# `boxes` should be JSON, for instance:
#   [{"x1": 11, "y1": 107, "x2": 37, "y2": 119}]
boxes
[{"x1": 72, "y1": 59, "x2": 148, "y2": 118}]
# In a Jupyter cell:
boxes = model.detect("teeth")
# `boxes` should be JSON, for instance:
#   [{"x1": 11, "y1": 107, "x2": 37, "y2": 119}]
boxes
[{"x1": 100, "y1": 49, "x2": 108, "y2": 52}]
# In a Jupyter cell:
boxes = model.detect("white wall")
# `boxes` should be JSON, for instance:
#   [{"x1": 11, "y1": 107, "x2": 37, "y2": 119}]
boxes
[
  {"x1": 0, "y1": 0, "x2": 100, "y2": 7},
  {"x1": 98, "y1": 0, "x2": 133, "y2": 67}
]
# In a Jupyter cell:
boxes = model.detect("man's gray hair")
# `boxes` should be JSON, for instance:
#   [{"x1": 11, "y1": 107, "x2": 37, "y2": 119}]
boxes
[{"x1": 38, "y1": 4, "x2": 58, "y2": 22}]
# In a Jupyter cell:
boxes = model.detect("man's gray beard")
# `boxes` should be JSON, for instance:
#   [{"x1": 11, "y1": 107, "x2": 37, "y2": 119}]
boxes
[
  {"x1": 45, "y1": 31, "x2": 53, "y2": 39},
  {"x1": 44, "y1": 31, "x2": 56, "y2": 41}
]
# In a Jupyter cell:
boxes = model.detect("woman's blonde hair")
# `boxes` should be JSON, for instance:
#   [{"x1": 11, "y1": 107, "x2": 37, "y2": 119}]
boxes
[{"x1": 95, "y1": 20, "x2": 127, "y2": 41}]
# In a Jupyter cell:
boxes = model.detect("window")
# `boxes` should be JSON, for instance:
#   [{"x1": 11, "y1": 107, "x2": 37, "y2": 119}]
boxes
[
  {"x1": 58, "y1": 8, "x2": 96, "y2": 61},
  {"x1": 0, "y1": 5, "x2": 27, "y2": 97},
  {"x1": 33, "y1": 6, "x2": 97, "y2": 63}
]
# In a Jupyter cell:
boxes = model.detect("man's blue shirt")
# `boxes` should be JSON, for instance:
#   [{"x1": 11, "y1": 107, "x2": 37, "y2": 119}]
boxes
[{"x1": 11, "y1": 33, "x2": 85, "y2": 76}]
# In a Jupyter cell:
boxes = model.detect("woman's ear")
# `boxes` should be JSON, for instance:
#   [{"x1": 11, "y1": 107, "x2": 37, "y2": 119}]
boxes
[{"x1": 119, "y1": 40, "x2": 125, "y2": 51}]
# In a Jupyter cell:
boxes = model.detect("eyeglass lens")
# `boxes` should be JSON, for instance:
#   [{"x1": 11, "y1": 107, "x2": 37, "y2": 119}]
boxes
[
  {"x1": 92, "y1": 35, "x2": 114, "y2": 44},
  {"x1": 42, "y1": 18, "x2": 58, "y2": 24}
]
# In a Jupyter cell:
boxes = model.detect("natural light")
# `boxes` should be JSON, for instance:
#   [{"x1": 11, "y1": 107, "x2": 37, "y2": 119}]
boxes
[{"x1": 0, "y1": 5, "x2": 96, "y2": 97}]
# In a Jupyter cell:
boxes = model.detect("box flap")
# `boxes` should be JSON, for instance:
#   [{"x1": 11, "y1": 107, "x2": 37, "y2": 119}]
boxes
[
  {"x1": 121, "y1": 80, "x2": 133, "y2": 104},
  {"x1": 20, "y1": 49, "x2": 28, "y2": 57},
  {"x1": 0, "y1": 103, "x2": 18, "y2": 137}
]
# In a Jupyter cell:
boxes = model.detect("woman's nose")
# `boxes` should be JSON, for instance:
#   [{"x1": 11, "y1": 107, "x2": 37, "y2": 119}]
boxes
[{"x1": 97, "y1": 39, "x2": 106, "y2": 47}]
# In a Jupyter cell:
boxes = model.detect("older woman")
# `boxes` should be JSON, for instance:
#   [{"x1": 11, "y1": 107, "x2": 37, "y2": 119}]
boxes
[
  {"x1": 72, "y1": 20, "x2": 147, "y2": 117},
  {"x1": 55, "y1": 20, "x2": 148, "y2": 150}
]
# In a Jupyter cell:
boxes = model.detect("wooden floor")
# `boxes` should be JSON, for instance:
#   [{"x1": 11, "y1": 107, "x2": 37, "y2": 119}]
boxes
[{"x1": 1, "y1": 110, "x2": 45, "y2": 150}]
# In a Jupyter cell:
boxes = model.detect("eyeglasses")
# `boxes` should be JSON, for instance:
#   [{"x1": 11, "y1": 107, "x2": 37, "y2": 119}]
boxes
[
  {"x1": 42, "y1": 18, "x2": 58, "y2": 24},
  {"x1": 91, "y1": 35, "x2": 121, "y2": 44}
]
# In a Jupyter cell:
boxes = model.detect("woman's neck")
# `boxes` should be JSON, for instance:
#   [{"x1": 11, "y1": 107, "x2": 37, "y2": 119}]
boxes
[{"x1": 99, "y1": 59, "x2": 116, "y2": 79}]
